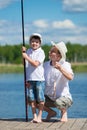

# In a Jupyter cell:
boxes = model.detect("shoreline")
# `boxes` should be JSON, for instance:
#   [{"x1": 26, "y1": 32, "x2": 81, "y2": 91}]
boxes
[
  {"x1": 0, "y1": 63, "x2": 23, "y2": 73},
  {"x1": 0, "y1": 62, "x2": 87, "y2": 73}
]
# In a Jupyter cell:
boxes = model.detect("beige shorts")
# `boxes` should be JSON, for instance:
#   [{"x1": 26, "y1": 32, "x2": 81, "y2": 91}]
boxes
[{"x1": 45, "y1": 95, "x2": 73, "y2": 110}]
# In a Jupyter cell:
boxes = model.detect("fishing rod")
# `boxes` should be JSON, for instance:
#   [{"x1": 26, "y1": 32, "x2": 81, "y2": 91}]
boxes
[{"x1": 21, "y1": 0, "x2": 28, "y2": 122}]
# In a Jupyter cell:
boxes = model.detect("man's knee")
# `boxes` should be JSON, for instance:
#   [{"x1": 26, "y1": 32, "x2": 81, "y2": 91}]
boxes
[{"x1": 55, "y1": 97, "x2": 73, "y2": 109}]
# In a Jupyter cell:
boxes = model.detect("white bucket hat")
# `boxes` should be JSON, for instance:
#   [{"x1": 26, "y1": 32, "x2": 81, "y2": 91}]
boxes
[
  {"x1": 51, "y1": 41, "x2": 67, "y2": 60},
  {"x1": 29, "y1": 33, "x2": 42, "y2": 43}
]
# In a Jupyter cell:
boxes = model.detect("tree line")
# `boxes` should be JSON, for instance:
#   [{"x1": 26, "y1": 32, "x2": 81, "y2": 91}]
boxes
[{"x1": 0, "y1": 42, "x2": 87, "y2": 64}]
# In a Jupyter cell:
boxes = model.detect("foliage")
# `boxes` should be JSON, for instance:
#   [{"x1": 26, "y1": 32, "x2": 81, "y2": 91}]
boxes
[{"x1": 0, "y1": 42, "x2": 87, "y2": 64}]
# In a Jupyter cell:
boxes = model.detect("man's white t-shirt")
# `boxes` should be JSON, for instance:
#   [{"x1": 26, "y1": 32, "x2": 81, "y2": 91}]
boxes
[{"x1": 44, "y1": 60, "x2": 74, "y2": 101}]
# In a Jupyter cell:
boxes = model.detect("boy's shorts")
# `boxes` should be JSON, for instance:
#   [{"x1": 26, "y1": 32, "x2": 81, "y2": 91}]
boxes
[
  {"x1": 28, "y1": 81, "x2": 45, "y2": 103},
  {"x1": 45, "y1": 95, "x2": 73, "y2": 109}
]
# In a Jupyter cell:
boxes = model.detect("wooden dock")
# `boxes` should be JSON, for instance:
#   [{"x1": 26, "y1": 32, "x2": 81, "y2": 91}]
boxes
[{"x1": 0, "y1": 118, "x2": 87, "y2": 130}]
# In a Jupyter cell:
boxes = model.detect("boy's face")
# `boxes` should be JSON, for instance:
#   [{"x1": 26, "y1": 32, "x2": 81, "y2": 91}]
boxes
[
  {"x1": 49, "y1": 46, "x2": 61, "y2": 61},
  {"x1": 30, "y1": 38, "x2": 41, "y2": 50}
]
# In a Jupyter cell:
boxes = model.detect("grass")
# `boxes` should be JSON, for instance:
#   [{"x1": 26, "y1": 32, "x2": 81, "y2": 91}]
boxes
[
  {"x1": 71, "y1": 62, "x2": 87, "y2": 73},
  {"x1": 0, "y1": 64, "x2": 23, "y2": 73},
  {"x1": 0, "y1": 62, "x2": 87, "y2": 73}
]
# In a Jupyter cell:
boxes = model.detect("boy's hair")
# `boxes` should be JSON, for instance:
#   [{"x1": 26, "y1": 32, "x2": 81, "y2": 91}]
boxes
[{"x1": 29, "y1": 33, "x2": 42, "y2": 44}]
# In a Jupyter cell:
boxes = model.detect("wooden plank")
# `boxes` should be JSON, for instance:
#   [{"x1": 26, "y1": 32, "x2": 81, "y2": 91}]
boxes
[
  {"x1": 82, "y1": 119, "x2": 87, "y2": 130},
  {"x1": 0, "y1": 120, "x2": 10, "y2": 129},
  {"x1": 46, "y1": 119, "x2": 63, "y2": 129},
  {"x1": 0, "y1": 119, "x2": 27, "y2": 130},
  {"x1": 0, "y1": 118, "x2": 87, "y2": 130},
  {"x1": 70, "y1": 118, "x2": 87, "y2": 130},
  {"x1": 13, "y1": 121, "x2": 30, "y2": 129},
  {"x1": 59, "y1": 118, "x2": 76, "y2": 130}
]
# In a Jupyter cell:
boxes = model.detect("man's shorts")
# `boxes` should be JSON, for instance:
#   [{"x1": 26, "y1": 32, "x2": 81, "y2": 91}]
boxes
[
  {"x1": 28, "y1": 81, "x2": 45, "y2": 103},
  {"x1": 45, "y1": 95, "x2": 73, "y2": 110}
]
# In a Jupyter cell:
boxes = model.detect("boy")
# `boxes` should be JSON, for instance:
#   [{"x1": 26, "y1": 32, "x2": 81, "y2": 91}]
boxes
[{"x1": 22, "y1": 33, "x2": 45, "y2": 123}]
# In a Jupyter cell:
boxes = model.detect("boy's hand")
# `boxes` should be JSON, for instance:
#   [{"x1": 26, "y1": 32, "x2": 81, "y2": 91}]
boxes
[
  {"x1": 26, "y1": 81, "x2": 30, "y2": 88},
  {"x1": 22, "y1": 46, "x2": 26, "y2": 52}
]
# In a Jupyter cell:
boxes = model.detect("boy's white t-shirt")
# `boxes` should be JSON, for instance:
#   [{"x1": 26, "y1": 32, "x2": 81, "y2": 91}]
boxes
[
  {"x1": 44, "y1": 60, "x2": 74, "y2": 101},
  {"x1": 25, "y1": 47, "x2": 45, "y2": 81}
]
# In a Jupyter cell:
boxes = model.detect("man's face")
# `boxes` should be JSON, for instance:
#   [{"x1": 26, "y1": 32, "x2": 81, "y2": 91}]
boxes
[{"x1": 49, "y1": 46, "x2": 61, "y2": 61}]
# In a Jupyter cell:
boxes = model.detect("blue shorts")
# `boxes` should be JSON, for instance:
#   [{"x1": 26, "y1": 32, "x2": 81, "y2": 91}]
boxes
[{"x1": 28, "y1": 81, "x2": 45, "y2": 103}]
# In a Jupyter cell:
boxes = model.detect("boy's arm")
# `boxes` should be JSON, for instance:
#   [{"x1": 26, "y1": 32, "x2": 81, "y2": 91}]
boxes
[{"x1": 22, "y1": 52, "x2": 40, "y2": 67}]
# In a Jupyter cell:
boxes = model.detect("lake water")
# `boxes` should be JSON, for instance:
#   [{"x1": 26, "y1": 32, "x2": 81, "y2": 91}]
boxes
[{"x1": 0, "y1": 73, "x2": 87, "y2": 119}]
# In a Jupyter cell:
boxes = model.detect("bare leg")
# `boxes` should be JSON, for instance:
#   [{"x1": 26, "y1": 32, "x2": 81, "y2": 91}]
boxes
[
  {"x1": 44, "y1": 106, "x2": 57, "y2": 121},
  {"x1": 60, "y1": 108, "x2": 68, "y2": 122},
  {"x1": 31, "y1": 101, "x2": 37, "y2": 122},
  {"x1": 37, "y1": 101, "x2": 44, "y2": 122}
]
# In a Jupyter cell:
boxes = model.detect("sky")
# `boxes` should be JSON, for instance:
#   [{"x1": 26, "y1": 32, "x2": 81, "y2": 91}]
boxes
[{"x1": 0, "y1": 0, "x2": 87, "y2": 45}]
